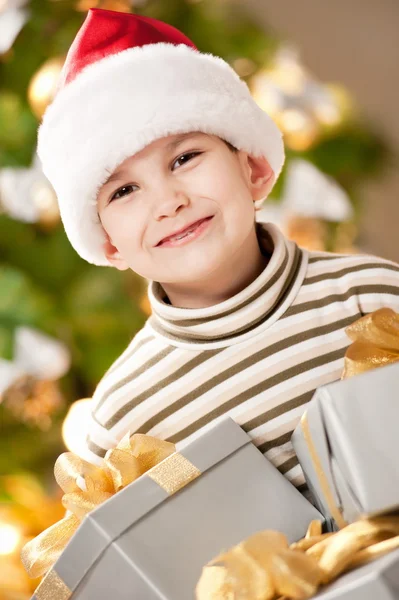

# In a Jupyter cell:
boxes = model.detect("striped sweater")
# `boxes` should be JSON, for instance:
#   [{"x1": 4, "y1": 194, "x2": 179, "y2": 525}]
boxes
[{"x1": 81, "y1": 221, "x2": 399, "y2": 494}]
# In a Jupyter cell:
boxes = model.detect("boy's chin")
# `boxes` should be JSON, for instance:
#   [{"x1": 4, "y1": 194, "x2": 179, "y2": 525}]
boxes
[{"x1": 159, "y1": 264, "x2": 226, "y2": 287}]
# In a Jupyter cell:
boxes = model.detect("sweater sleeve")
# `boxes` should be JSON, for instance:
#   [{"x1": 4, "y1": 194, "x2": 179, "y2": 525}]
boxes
[
  {"x1": 74, "y1": 325, "x2": 151, "y2": 466},
  {"x1": 78, "y1": 408, "x2": 120, "y2": 466}
]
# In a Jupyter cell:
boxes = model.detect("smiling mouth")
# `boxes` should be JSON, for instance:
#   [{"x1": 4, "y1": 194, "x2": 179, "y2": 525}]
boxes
[
  {"x1": 156, "y1": 216, "x2": 213, "y2": 246},
  {"x1": 156, "y1": 216, "x2": 214, "y2": 248}
]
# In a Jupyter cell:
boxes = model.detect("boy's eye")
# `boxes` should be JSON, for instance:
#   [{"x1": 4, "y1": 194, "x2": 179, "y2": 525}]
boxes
[
  {"x1": 172, "y1": 151, "x2": 201, "y2": 170},
  {"x1": 108, "y1": 152, "x2": 201, "y2": 203},
  {"x1": 110, "y1": 184, "x2": 137, "y2": 202}
]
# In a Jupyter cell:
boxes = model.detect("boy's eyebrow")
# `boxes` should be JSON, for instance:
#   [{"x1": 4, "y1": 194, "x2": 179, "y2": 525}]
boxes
[
  {"x1": 100, "y1": 132, "x2": 203, "y2": 191},
  {"x1": 164, "y1": 131, "x2": 203, "y2": 152},
  {"x1": 102, "y1": 168, "x2": 130, "y2": 188}
]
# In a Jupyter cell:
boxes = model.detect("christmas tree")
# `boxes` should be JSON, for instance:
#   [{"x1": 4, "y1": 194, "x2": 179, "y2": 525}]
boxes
[{"x1": 0, "y1": 1, "x2": 390, "y2": 596}]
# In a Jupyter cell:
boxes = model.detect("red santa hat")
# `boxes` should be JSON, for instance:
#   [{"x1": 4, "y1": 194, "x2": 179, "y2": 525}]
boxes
[{"x1": 37, "y1": 8, "x2": 284, "y2": 266}]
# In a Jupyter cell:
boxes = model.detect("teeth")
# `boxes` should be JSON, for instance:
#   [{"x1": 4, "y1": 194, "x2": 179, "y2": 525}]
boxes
[{"x1": 168, "y1": 223, "x2": 199, "y2": 242}]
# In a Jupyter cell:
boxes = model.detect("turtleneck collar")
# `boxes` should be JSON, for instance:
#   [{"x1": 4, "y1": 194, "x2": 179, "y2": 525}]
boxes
[{"x1": 146, "y1": 221, "x2": 308, "y2": 349}]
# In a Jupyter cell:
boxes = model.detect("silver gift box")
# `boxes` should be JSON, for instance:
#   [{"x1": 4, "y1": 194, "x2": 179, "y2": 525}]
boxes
[
  {"x1": 292, "y1": 361, "x2": 399, "y2": 530},
  {"x1": 32, "y1": 417, "x2": 323, "y2": 600},
  {"x1": 312, "y1": 548, "x2": 399, "y2": 599}
]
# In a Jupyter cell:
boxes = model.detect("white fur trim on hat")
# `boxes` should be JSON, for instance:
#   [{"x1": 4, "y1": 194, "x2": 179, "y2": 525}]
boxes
[{"x1": 37, "y1": 43, "x2": 285, "y2": 266}]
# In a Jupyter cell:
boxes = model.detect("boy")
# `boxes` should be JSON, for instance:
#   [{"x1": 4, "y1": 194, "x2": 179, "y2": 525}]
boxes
[{"x1": 38, "y1": 8, "x2": 399, "y2": 495}]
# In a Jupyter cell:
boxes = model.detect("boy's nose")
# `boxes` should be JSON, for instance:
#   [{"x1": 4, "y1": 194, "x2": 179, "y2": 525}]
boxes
[{"x1": 152, "y1": 191, "x2": 191, "y2": 221}]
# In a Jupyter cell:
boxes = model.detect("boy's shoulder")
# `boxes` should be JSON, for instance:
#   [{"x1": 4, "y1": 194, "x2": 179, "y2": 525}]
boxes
[
  {"x1": 302, "y1": 247, "x2": 399, "y2": 315},
  {"x1": 305, "y1": 247, "x2": 399, "y2": 278}
]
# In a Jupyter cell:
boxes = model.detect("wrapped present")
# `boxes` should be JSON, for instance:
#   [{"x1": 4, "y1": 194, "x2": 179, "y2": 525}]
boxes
[
  {"x1": 291, "y1": 358, "x2": 399, "y2": 530},
  {"x1": 312, "y1": 548, "x2": 399, "y2": 599},
  {"x1": 195, "y1": 513, "x2": 399, "y2": 599},
  {"x1": 23, "y1": 417, "x2": 323, "y2": 600}
]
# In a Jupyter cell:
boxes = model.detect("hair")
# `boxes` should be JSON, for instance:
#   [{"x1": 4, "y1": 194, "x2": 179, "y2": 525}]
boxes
[{"x1": 223, "y1": 139, "x2": 238, "y2": 153}]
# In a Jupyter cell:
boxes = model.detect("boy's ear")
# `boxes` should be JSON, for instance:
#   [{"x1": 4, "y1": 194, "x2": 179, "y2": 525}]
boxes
[
  {"x1": 102, "y1": 231, "x2": 130, "y2": 271},
  {"x1": 244, "y1": 153, "x2": 275, "y2": 201}
]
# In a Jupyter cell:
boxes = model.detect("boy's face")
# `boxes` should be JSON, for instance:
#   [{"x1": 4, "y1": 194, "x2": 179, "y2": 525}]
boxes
[{"x1": 97, "y1": 131, "x2": 274, "y2": 285}]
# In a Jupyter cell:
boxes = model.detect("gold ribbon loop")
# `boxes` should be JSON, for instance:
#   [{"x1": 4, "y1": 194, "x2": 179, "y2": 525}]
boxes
[
  {"x1": 342, "y1": 307, "x2": 399, "y2": 379},
  {"x1": 21, "y1": 433, "x2": 177, "y2": 580},
  {"x1": 21, "y1": 514, "x2": 80, "y2": 579},
  {"x1": 196, "y1": 515, "x2": 399, "y2": 600},
  {"x1": 61, "y1": 490, "x2": 113, "y2": 519}
]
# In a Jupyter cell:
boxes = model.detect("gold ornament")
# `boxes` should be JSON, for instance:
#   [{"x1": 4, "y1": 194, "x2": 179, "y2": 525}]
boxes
[
  {"x1": 286, "y1": 216, "x2": 328, "y2": 252},
  {"x1": 139, "y1": 292, "x2": 152, "y2": 316},
  {"x1": 28, "y1": 57, "x2": 65, "y2": 120},
  {"x1": 277, "y1": 108, "x2": 319, "y2": 152},
  {"x1": 2, "y1": 375, "x2": 64, "y2": 431},
  {"x1": 0, "y1": 474, "x2": 65, "y2": 599},
  {"x1": 332, "y1": 222, "x2": 359, "y2": 254},
  {"x1": 75, "y1": 0, "x2": 131, "y2": 12},
  {"x1": 250, "y1": 47, "x2": 351, "y2": 153},
  {"x1": 232, "y1": 57, "x2": 257, "y2": 78},
  {"x1": 33, "y1": 180, "x2": 60, "y2": 231}
]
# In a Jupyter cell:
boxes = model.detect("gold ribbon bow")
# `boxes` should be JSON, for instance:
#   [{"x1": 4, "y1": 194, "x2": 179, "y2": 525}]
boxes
[
  {"x1": 21, "y1": 432, "x2": 176, "y2": 579},
  {"x1": 342, "y1": 307, "x2": 399, "y2": 379},
  {"x1": 196, "y1": 515, "x2": 399, "y2": 600}
]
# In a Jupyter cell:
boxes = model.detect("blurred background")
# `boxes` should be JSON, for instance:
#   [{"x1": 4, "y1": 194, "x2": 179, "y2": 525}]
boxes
[{"x1": 0, "y1": 0, "x2": 398, "y2": 597}]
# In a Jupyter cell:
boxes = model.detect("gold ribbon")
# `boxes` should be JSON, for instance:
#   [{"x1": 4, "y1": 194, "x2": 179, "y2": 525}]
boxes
[
  {"x1": 196, "y1": 515, "x2": 399, "y2": 600},
  {"x1": 21, "y1": 432, "x2": 178, "y2": 580},
  {"x1": 300, "y1": 413, "x2": 348, "y2": 531},
  {"x1": 342, "y1": 307, "x2": 399, "y2": 379}
]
